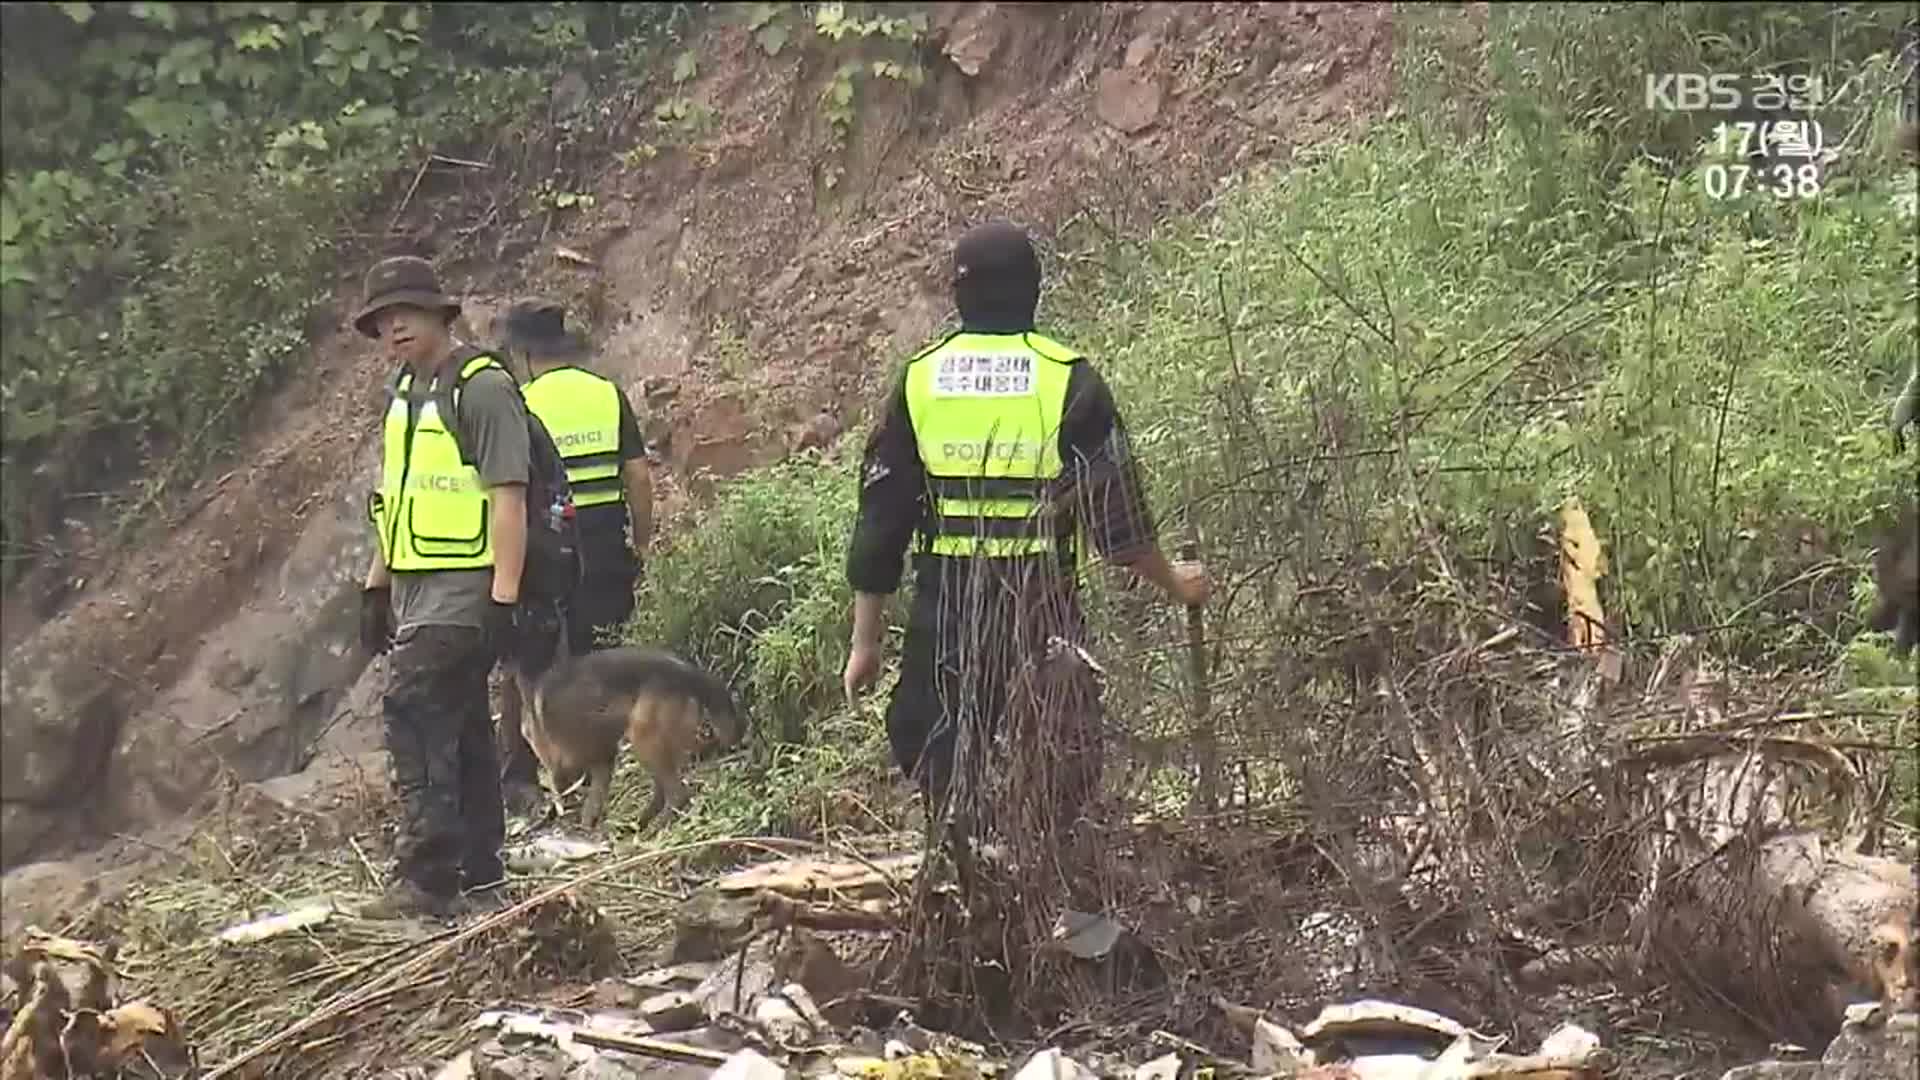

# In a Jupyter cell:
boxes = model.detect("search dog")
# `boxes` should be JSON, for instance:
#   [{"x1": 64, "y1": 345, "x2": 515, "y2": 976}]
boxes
[{"x1": 513, "y1": 645, "x2": 746, "y2": 833}]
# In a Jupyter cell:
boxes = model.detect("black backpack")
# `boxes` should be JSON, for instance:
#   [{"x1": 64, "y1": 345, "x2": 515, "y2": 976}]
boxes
[{"x1": 446, "y1": 349, "x2": 585, "y2": 617}]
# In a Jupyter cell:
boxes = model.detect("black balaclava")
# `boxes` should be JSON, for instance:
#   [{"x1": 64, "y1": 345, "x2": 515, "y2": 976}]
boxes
[{"x1": 952, "y1": 221, "x2": 1041, "y2": 334}]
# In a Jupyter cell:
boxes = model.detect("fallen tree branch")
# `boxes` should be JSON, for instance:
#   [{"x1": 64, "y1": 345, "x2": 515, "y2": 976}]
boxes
[{"x1": 201, "y1": 835, "x2": 822, "y2": 1080}]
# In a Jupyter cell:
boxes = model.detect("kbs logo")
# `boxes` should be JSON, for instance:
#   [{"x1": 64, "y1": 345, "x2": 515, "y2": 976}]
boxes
[
  {"x1": 1645, "y1": 73, "x2": 1742, "y2": 112},
  {"x1": 1644, "y1": 72, "x2": 1827, "y2": 113}
]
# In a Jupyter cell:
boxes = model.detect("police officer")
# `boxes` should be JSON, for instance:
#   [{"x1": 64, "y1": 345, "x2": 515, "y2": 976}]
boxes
[
  {"x1": 491, "y1": 298, "x2": 655, "y2": 813},
  {"x1": 840, "y1": 220, "x2": 1212, "y2": 829},
  {"x1": 355, "y1": 256, "x2": 527, "y2": 919}
]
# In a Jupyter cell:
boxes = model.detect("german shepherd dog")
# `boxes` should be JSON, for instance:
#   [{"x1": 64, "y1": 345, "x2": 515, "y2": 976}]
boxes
[{"x1": 512, "y1": 646, "x2": 747, "y2": 832}]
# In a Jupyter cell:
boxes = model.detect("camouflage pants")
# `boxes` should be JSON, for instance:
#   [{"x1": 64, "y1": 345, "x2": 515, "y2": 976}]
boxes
[{"x1": 383, "y1": 624, "x2": 505, "y2": 898}]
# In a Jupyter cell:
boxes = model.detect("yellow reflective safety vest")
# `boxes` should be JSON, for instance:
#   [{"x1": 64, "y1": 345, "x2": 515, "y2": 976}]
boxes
[
  {"x1": 522, "y1": 366, "x2": 623, "y2": 509},
  {"x1": 902, "y1": 330, "x2": 1082, "y2": 559},
  {"x1": 367, "y1": 353, "x2": 501, "y2": 572}
]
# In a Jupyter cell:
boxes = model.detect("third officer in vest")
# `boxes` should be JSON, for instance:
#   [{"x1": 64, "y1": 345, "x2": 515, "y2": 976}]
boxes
[
  {"x1": 841, "y1": 220, "x2": 1212, "y2": 831},
  {"x1": 492, "y1": 298, "x2": 655, "y2": 812}
]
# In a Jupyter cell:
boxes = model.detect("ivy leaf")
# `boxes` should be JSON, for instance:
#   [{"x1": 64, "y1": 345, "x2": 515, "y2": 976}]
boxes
[
  {"x1": 745, "y1": 2, "x2": 778, "y2": 31},
  {"x1": 814, "y1": 2, "x2": 846, "y2": 39},
  {"x1": 55, "y1": 2, "x2": 94, "y2": 24},
  {"x1": 755, "y1": 22, "x2": 790, "y2": 57},
  {"x1": 672, "y1": 50, "x2": 698, "y2": 84},
  {"x1": 128, "y1": 1, "x2": 179, "y2": 30},
  {"x1": 231, "y1": 22, "x2": 289, "y2": 51},
  {"x1": 0, "y1": 205, "x2": 19, "y2": 246}
]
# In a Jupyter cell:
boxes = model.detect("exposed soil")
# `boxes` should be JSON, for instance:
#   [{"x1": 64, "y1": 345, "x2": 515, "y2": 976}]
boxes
[{"x1": 0, "y1": 1, "x2": 1395, "y2": 888}]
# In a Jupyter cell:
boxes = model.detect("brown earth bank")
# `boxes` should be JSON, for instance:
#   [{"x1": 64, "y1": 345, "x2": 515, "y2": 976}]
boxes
[{"x1": 0, "y1": 2, "x2": 1395, "y2": 877}]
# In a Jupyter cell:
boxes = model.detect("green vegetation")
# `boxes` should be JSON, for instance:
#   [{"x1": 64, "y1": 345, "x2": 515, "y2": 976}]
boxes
[
  {"x1": 0, "y1": 1, "x2": 700, "y2": 586},
  {"x1": 613, "y1": 2, "x2": 1916, "y2": 840},
  {"x1": 628, "y1": 449, "x2": 870, "y2": 747}
]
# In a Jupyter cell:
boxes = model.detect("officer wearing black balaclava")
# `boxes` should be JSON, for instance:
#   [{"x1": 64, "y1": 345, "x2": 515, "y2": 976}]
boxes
[{"x1": 840, "y1": 220, "x2": 1212, "y2": 831}]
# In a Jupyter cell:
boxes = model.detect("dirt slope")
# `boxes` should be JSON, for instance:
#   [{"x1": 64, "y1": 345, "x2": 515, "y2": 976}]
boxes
[{"x1": 0, "y1": 1, "x2": 1393, "y2": 882}]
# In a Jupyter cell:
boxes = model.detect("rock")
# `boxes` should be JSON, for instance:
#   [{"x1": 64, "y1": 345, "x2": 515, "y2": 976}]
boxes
[
  {"x1": 1050, "y1": 910, "x2": 1124, "y2": 959},
  {"x1": 752, "y1": 995, "x2": 814, "y2": 1046},
  {"x1": 1015, "y1": 1048, "x2": 1097, "y2": 1080},
  {"x1": 1717, "y1": 1011, "x2": 1919, "y2": 1079},
  {"x1": 942, "y1": 5, "x2": 1003, "y2": 76},
  {"x1": 1536, "y1": 1023, "x2": 1600, "y2": 1059},
  {"x1": 713, "y1": 1048, "x2": 787, "y2": 1080},
  {"x1": 640, "y1": 990, "x2": 705, "y2": 1031},
  {"x1": 1818, "y1": 1010, "x2": 1920, "y2": 1076},
  {"x1": 1094, "y1": 69, "x2": 1163, "y2": 135},
  {"x1": 1123, "y1": 32, "x2": 1158, "y2": 69},
  {"x1": 694, "y1": 936, "x2": 784, "y2": 1021},
  {"x1": 1254, "y1": 1018, "x2": 1311, "y2": 1073},
  {"x1": 670, "y1": 886, "x2": 763, "y2": 963},
  {"x1": 626, "y1": 961, "x2": 719, "y2": 992}
]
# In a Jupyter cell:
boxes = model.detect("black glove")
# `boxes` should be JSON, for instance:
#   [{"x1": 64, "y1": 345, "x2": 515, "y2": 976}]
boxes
[
  {"x1": 483, "y1": 598, "x2": 518, "y2": 662},
  {"x1": 359, "y1": 586, "x2": 393, "y2": 656}
]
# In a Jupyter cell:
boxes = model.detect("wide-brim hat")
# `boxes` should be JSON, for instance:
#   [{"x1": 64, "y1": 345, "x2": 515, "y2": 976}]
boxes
[
  {"x1": 353, "y1": 255, "x2": 461, "y2": 339},
  {"x1": 494, "y1": 297, "x2": 591, "y2": 360}
]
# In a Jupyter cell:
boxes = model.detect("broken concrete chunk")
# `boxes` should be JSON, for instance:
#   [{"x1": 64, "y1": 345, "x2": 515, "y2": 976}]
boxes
[
  {"x1": 713, "y1": 1048, "x2": 788, "y2": 1080},
  {"x1": 640, "y1": 990, "x2": 704, "y2": 1032},
  {"x1": 1051, "y1": 910, "x2": 1125, "y2": 959},
  {"x1": 1253, "y1": 1018, "x2": 1311, "y2": 1073}
]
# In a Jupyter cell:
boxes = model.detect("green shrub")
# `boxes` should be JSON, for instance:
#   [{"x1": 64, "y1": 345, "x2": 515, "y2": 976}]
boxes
[
  {"x1": 1053, "y1": 6, "x2": 1916, "y2": 666},
  {"x1": 626, "y1": 445, "x2": 875, "y2": 745},
  {"x1": 0, "y1": 1, "x2": 701, "y2": 586}
]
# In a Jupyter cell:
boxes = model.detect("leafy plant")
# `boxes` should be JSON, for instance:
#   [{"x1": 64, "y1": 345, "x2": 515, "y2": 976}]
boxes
[{"x1": 0, "y1": 1, "x2": 700, "y2": 588}]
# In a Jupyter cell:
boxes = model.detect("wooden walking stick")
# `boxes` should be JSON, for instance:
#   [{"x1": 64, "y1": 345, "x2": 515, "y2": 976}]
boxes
[{"x1": 1180, "y1": 538, "x2": 1218, "y2": 815}]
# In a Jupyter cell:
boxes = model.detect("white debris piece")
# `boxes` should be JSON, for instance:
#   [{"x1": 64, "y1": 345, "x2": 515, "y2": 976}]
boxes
[
  {"x1": 1015, "y1": 1047, "x2": 1097, "y2": 1080},
  {"x1": 215, "y1": 899, "x2": 335, "y2": 944},
  {"x1": 1536, "y1": 1022, "x2": 1601, "y2": 1059},
  {"x1": 1253, "y1": 1018, "x2": 1311, "y2": 1073}
]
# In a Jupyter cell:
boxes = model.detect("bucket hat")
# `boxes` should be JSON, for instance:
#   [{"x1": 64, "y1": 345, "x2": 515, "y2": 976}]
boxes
[
  {"x1": 494, "y1": 297, "x2": 591, "y2": 360},
  {"x1": 353, "y1": 256, "x2": 462, "y2": 339}
]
